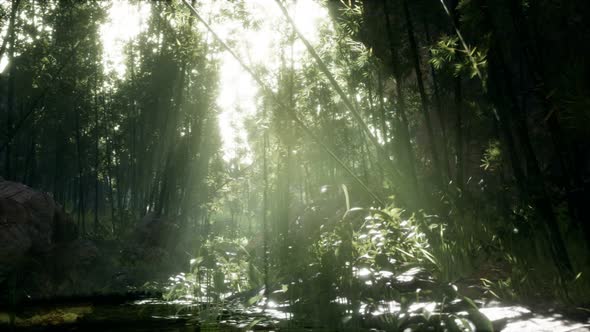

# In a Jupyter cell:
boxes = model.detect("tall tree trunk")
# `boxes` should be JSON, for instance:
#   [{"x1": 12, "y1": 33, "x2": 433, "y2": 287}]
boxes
[
  {"x1": 423, "y1": 19, "x2": 451, "y2": 177},
  {"x1": 129, "y1": 41, "x2": 140, "y2": 218},
  {"x1": 486, "y1": 23, "x2": 573, "y2": 276},
  {"x1": 0, "y1": 0, "x2": 20, "y2": 61},
  {"x1": 4, "y1": 0, "x2": 19, "y2": 179},
  {"x1": 383, "y1": 1, "x2": 420, "y2": 202},
  {"x1": 402, "y1": 0, "x2": 445, "y2": 186},
  {"x1": 509, "y1": 0, "x2": 590, "y2": 240}
]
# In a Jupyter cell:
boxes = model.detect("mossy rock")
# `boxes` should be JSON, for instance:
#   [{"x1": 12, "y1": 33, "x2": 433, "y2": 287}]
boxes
[{"x1": 0, "y1": 305, "x2": 92, "y2": 327}]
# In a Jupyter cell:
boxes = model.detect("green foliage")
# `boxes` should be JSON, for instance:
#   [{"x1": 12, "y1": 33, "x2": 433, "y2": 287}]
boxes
[
  {"x1": 349, "y1": 207, "x2": 435, "y2": 269},
  {"x1": 337, "y1": 1, "x2": 363, "y2": 37},
  {"x1": 274, "y1": 202, "x2": 498, "y2": 330},
  {"x1": 429, "y1": 35, "x2": 488, "y2": 79},
  {"x1": 164, "y1": 236, "x2": 257, "y2": 301},
  {"x1": 481, "y1": 140, "x2": 502, "y2": 171}
]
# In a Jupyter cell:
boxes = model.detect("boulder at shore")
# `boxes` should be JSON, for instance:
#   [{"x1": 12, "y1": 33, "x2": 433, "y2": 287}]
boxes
[{"x1": 0, "y1": 178, "x2": 77, "y2": 283}]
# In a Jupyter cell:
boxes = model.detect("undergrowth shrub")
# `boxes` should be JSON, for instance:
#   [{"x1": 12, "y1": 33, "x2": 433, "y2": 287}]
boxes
[{"x1": 164, "y1": 236, "x2": 258, "y2": 301}]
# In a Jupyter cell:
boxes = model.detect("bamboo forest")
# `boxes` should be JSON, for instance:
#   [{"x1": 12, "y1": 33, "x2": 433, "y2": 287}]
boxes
[{"x1": 1, "y1": 0, "x2": 590, "y2": 331}]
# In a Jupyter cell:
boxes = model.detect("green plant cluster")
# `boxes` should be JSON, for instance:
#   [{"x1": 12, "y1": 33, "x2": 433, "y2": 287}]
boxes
[{"x1": 164, "y1": 236, "x2": 258, "y2": 302}]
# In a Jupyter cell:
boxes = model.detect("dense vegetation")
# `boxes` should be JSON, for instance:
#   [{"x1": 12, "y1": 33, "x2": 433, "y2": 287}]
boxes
[{"x1": 1, "y1": 0, "x2": 589, "y2": 330}]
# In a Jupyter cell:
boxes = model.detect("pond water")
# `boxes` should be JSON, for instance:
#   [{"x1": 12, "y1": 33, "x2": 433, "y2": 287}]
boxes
[
  {"x1": 3, "y1": 298, "x2": 589, "y2": 331},
  {"x1": 1, "y1": 298, "x2": 365, "y2": 332}
]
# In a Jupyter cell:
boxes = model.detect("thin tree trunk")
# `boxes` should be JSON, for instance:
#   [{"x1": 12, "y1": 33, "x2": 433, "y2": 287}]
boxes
[
  {"x1": 359, "y1": 129, "x2": 370, "y2": 186},
  {"x1": 454, "y1": 78, "x2": 464, "y2": 192},
  {"x1": 103, "y1": 93, "x2": 116, "y2": 234},
  {"x1": 94, "y1": 76, "x2": 100, "y2": 234},
  {"x1": 53, "y1": 127, "x2": 62, "y2": 204},
  {"x1": 105, "y1": 137, "x2": 116, "y2": 234},
  {"x1": 365, "y1": 75, "x2": 381, "y2": 145},
  {"x1": 75, "y1": 107, "x2": 86, "y2": 235},
  {"x1": 262, "y1": 106, "x2": 270, "y2": 305},
  {"x1": 22, "y1": 134, "x2": 35, "y2": 185},
  {"x1": 376, "y1": 71, "x2": 388, "y2": 147},
  {"x1": 155, "y1": 154, "x2": 172, "y2": 217}
]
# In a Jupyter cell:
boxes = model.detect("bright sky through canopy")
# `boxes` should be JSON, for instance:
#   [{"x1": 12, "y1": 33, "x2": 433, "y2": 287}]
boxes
[
  {"x1": 210, "y1": 0, "x2": 329, "y2": 164},
  {"x1": 100, "y1": 1, "x2": 150, "y2": 77},
  {"x1": 99, "y1": 0, "x2": 330, "y2": 164}
]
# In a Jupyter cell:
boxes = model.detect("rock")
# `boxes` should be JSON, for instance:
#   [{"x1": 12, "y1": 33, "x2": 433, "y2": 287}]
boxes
[
  {"x1": 53, "y1": 239, "x2": 100, "y2": 271},
  {"x1": 0, "y1": 198, "x2": 33, "y2": 279},
  {"x1": 0, "y1": 179, "x2": 77, "y2": 286},
  {"x1": 17, "y1": 239, "x2": 122, "y2": 300},
  {"x1": 136, "y1": 212, "x2": 180, "y2": 249},
  {"x1": 114, "y1": 213, "x2": 185, "y2": 283},
  {"x1": 0, "y1": 180, "x2": 53, "y2": 251},
  {"x1": 0, "y1": 179, "x2": 77, "y2": 252},
  {"x1": 0, "y1": 305, "x2": 93, "y2": 328}
]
